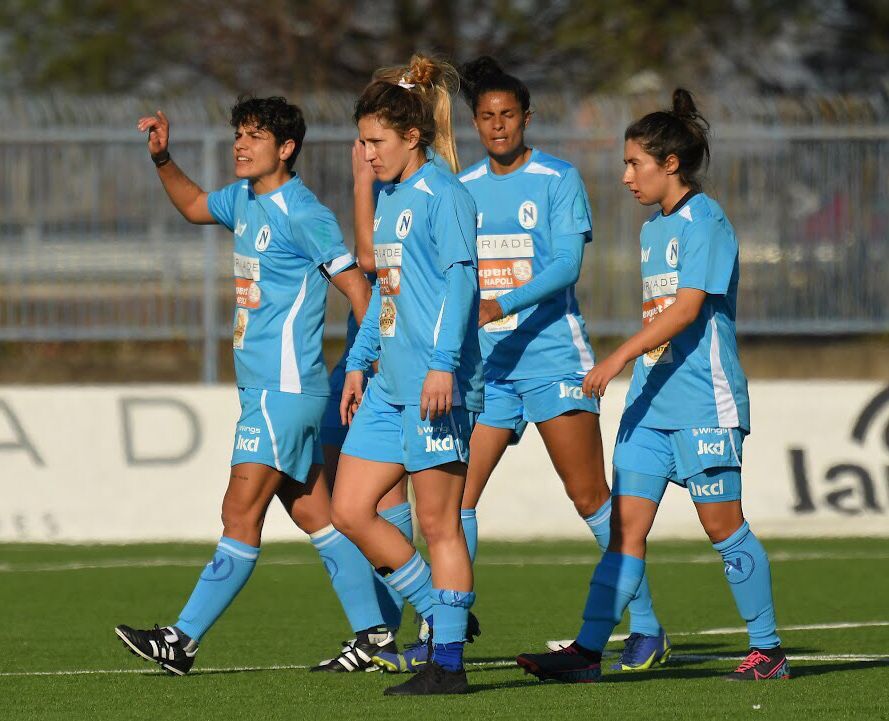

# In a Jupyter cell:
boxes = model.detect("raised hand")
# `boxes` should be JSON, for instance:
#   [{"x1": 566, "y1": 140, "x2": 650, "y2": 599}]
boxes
[{"x1": 136, "y1": 110, "x2": 170, "y2": 158}]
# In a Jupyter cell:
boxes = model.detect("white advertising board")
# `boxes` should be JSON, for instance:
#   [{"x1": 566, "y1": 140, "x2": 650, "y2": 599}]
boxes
[{"x1": 0, "y1": 382, "x2": 886, "y2": 542}]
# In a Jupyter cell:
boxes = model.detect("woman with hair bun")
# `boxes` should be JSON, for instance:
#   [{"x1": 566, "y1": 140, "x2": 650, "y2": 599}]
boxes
[
  {"x1": 330, "y1": 53, "x2": 484, "y2": 696},
  {"x1": 517, "y1": 89, "x2": 789, "y2": 683},
  {"x1": 456, "y1": 56, "x2": 670, "y2": 672}
]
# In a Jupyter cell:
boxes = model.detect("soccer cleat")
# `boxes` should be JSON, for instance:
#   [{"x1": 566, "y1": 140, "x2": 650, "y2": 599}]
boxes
[
  {"x1": 311, "y1": 631, "x2": 397, "y2": 673},
  {"x1": 383, "y1": 660, "x2": 469, "y2": 695},
  {"x1": 611, "y1": 630, "x2": 672, "y2": 671},
  {"x1": 724, "y1": 647, "x2": 791, "y2": 681},
  {"x1": 373, "y1": 612, "x2": 481, "y2": 674},
  {"x1": 373, "y1": 637, "x2": 429, "y2": 673},
  {"x1": 516, "y1": 643, "x2": 602, "y2": 683},
  {"x1": 115, "y1": 624, "x2": 197, "y2": 676}
]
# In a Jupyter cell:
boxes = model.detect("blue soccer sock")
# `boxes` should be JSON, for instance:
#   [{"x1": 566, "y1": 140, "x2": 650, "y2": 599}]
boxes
[
  {"x1": 376, "y1": 503, "x2": 414, "y2": 630},
  {"x1": 461, "y1": 508, "x2": 478, "y2": 563},
  {"x1": 576, "y1": 552, "x2": 645, "y2": 652},
  {"x1": 310, "y1": 524, "x2": 388, "y2": 634},
  {"x1": 175, "y1": 536, "x2": 259, "y2": 642},
  {"x1": 431, "y1": 588, "x2": 475, "y2": 671},
  {"x1": 583, "y1": 499, "x2": 662, "y2": 637},
  {"x1": 713, "y1": 521, "x2": 781, "y2": 649},
  {"x1": 379, "y1": 550, "x2": 434, "y2": 621}
]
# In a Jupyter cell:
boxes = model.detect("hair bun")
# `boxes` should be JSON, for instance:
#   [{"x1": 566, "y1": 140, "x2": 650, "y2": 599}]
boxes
[
  {"x1": 672, "y1": 88, "x2": 699, "y2": 119},
  {"x1": 460, "y1": 56, "x2": 504, "y2": 89}
]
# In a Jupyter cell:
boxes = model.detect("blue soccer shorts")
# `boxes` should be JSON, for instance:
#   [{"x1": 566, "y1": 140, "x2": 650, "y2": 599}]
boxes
[
  {"x1": 612, "y1": 422, "x2": 745, "y2": 504},
  {"x1": 341, "y1": 381, "x2": 476, "y2": 473},
  {"x1": 231, "y1": 387, "x2": 326, "y2": 483},
  {"x1": 477, "y1": 373, "x2": 599, "y2": 443}
]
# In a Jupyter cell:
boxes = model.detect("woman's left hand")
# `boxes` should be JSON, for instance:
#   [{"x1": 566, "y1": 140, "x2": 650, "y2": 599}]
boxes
[{"x1": 582, "y1": 354, "x2": 627, "y2": 399}]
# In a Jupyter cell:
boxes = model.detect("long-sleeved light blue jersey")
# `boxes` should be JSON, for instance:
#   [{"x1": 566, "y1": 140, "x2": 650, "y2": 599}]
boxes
[
  {"x1": 346, "y1": 160, "x2": 484, "y2": 411},
  {"x1": 459, "y1": 149, "x2": 596, "y2": 381}
]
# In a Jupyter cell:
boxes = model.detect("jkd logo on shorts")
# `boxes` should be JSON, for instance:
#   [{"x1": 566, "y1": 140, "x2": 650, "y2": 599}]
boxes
[
  {"x1": 425, "y1": 435, "x2": 456, "y2": 453},
  {"x1": 558, "y1": 382, "x2": 583, "y2": 400},
  {"x1": 697, "y1": 439, "x2": 726, "y2": 455},
  {"x1": 236, "y1": 435, "x2": 259, "y2": 452},
  {"x1": 689, "y1": 478, "x2": 725, "y2": 498}
]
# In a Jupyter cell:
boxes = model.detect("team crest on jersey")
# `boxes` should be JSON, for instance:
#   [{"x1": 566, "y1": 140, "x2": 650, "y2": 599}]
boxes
[
  {"x1": 518, "y1": 201, "x2": 538, "y2": 229},
  {"x1": 395, "y1": 210, "x2": 413, "y2": 239},
  {"x1": 255, "y1": 224, "x2": 272, "y2": 252},
  {"x1": 666, "y1": 238, "x2": 679, "y2": 268}
]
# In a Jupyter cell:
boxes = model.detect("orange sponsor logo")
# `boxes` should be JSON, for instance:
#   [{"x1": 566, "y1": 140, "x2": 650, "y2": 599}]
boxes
[
  {"x1": 478, "y1": 259, "x2": 533, "y2": 290},
  {"x1": 235, "y1": 278, "x2": 261, "y2": 308},
  {"x1": 379, "y1": 267, "x2": 401, "y2": 296}
]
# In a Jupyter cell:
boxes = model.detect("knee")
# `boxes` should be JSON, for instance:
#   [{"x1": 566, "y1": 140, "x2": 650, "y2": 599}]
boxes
[
  {"x1": 416, "y1": 510, "x2": 459, "y2": 548},
  {"x1": 221, "y1": 501, "x2": 264, "y2": 537},
  {"x1": 565, "y1": 482, "x2": 610, "y2": 519},
  {"x1": 330, "y1": 498, "x2": 370, "y2": 540},
  {"x1": 704, "y1": 519, "x2": 744, "y2": 546}
]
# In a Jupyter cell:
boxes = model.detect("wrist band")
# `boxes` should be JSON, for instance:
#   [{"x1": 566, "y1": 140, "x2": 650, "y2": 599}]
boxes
[{"x1": 151, "y1": 150, "x2": 171, "y2": 167}]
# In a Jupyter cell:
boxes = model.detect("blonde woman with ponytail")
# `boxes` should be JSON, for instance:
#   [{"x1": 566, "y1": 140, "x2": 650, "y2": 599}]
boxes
[
  {"x1": 317, "y1": 54, "x2": 470, "y2": 676},
  {"x1": 329, "y1": 55, "x2": 485, "y2": 696}
]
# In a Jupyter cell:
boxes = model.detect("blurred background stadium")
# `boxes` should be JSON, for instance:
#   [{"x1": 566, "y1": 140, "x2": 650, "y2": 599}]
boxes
[{"x1": 0, "y1": 3, "x2": 887, "y2": 717}]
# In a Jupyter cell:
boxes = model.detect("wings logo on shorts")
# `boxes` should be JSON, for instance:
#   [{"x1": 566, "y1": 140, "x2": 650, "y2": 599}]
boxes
[
  {"x1": 642, "y1": 271, "x2": 678, "y2": 366},
  {"x1": 477, "y1": 233, "x2": 535, "y2": 333}
]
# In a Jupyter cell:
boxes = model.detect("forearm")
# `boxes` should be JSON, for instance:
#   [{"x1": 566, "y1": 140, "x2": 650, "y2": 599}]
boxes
[
  {"x1": 429, "y1": 262, "x2": 476, "y2": 372},
  {"x1": 353, "y1": 182, "x2": 376, "y2": 271},
  {"x1": 331, "y1": 266, "x2": 371, "y2": 326},
  {"x1": 497, "y1": 234, "x2": 583, "y2": 316},
  {"x1": 346, "y1": 284, "x2": 381, "y2": 371},
  {"x1": 612, "y1": 299, "x2": 701, "y2": 364},
  {"x1": 156, "y1": 160, "x2": 213, "y2": 224}
]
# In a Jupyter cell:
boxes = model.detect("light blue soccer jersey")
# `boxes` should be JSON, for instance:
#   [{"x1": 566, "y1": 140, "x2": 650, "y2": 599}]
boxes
[
  {"x1": 331, "y1": 150, "x2": 452, "y2": 375},
  {"x1": 622, "y1": 192, "x2": 750, "y2": 431},
  {"x1": 347, "y1": 161, "x2": 484, "y2": 411},
  {"x1": 207, "y1": 174, "x2": 354, "y2": 395},
  {"x1": 459, "y1": 149, "x2": 595, "y2": 380}
]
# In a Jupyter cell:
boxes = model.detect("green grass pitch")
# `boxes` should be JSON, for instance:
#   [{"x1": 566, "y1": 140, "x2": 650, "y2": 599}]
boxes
[{"x1": 1, "y1": 538, "x2": 887, "y2": 721}]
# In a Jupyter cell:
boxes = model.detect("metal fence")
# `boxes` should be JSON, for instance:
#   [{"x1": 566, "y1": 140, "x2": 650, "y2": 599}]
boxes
[{"x1": 1, "y1": 94, "x2": 887, "y2": 382}]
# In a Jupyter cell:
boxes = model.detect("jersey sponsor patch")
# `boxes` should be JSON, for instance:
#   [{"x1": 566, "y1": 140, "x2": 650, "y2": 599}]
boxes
[
  {"x1": 477, "y1": 234, "x2": 534, "y2": 260},
  {"x1": 235, "y1": 278, "x2": 261, "y2": 308},
  {"x1": 234, "y1": 252, "x2": 261, "y2": 280},
  {"x1": 641, "y1": 272, "x2": 678, "y2": 366},
  {"x1": 233, "y1": 308, "x2": 249, "y2": 349},
  {"x1": 481, "y1": 289, "x2": 518, "y2": 332},
  {"x1": 379, "y1": 296, "x2": 397, "y2": 337},
  {"x1": 478, "y1": 259, "x2": 533, "y2": 291},
  {"x1": 379, "y1": 267, "x2": 401, "y2": 296},
  {"x1": 374, "y1": 242, "x2": 403, "y2": 268}
]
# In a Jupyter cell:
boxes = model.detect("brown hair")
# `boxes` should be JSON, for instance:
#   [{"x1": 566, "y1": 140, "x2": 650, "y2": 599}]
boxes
[{"x1": 354, "y1": 53, "x2": 460, "y2": 173}]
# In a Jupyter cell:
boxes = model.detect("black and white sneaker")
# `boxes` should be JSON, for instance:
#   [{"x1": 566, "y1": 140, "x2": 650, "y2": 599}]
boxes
[
  {"x1": 115, "y1": 624, "x2": 198, "y2": 676},
  {"x1": 311, "y1": 629, "x2": 398, "y2": 673},
  {"x1": 383, "y1": 660, "x2": 469, "y2": 695}
]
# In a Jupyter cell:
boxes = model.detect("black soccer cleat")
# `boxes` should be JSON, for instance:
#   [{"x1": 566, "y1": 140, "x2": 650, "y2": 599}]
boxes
[
  {"x1": 516, "y1": 643, "x2": 602, "y2": 683},
  {"x1": 465, "y1": 612, "x2": 481, "y2": 643},
  {"x1": 723, "y1": 647, "x2": 791, "y2": 681},
  {"x1": 383, "y1": 660, "x2": 470, "y2": 696},
  {"x1": 311, "y1": 630, "x2": 398, "y2": 673},
  {"x1": 115, "y1": 624, "x2": 197, "y2": 676}
]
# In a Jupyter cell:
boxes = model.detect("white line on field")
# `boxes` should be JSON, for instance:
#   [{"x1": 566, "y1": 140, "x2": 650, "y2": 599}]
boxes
[
  {"x1": 1, "y1": 653, "x2": 886, "y2": 678},
  {"x1": 2, "y1": 549, "x2": 888, "y2": 573}
]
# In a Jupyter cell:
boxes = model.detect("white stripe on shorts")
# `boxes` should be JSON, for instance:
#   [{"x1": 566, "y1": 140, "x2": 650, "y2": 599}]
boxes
[{"x1": 260, "y1": 390, "x2": 282, "y2": 472}]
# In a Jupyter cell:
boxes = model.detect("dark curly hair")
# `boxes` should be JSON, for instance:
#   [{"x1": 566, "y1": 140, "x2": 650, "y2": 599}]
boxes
[
  {"x1": 459, "y1": 56, "x2": 530, "y2": 115},
  {"x1": 230, "y1": 95, "x2": 307, "y2": 171}
]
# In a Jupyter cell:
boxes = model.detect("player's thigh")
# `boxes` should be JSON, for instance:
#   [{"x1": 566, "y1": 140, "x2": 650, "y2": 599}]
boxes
[
  {"x1": 378, "y1": 476, "x2": 410, "y2": 512},
  {"x1": 411, "y1": 461, "x2": 468, "y2": 542},
  {"x1": 223, "y1": 462, "x2": 286, "y2": 525},
  {"x1": 464, "y1": 423, "x2": 514, "y2": 509}
]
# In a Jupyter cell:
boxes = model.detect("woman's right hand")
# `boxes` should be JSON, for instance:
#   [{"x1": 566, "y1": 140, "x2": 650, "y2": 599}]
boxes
[
  {"x1": 351, "y1": 139, "x2": 376, "y2": 188},
  {"x1": 136, "y1": 110, "x2": 170, "y2": 157},
  {"x1": 340, "y1": 370, "x2": 366, "y2": 425}
]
